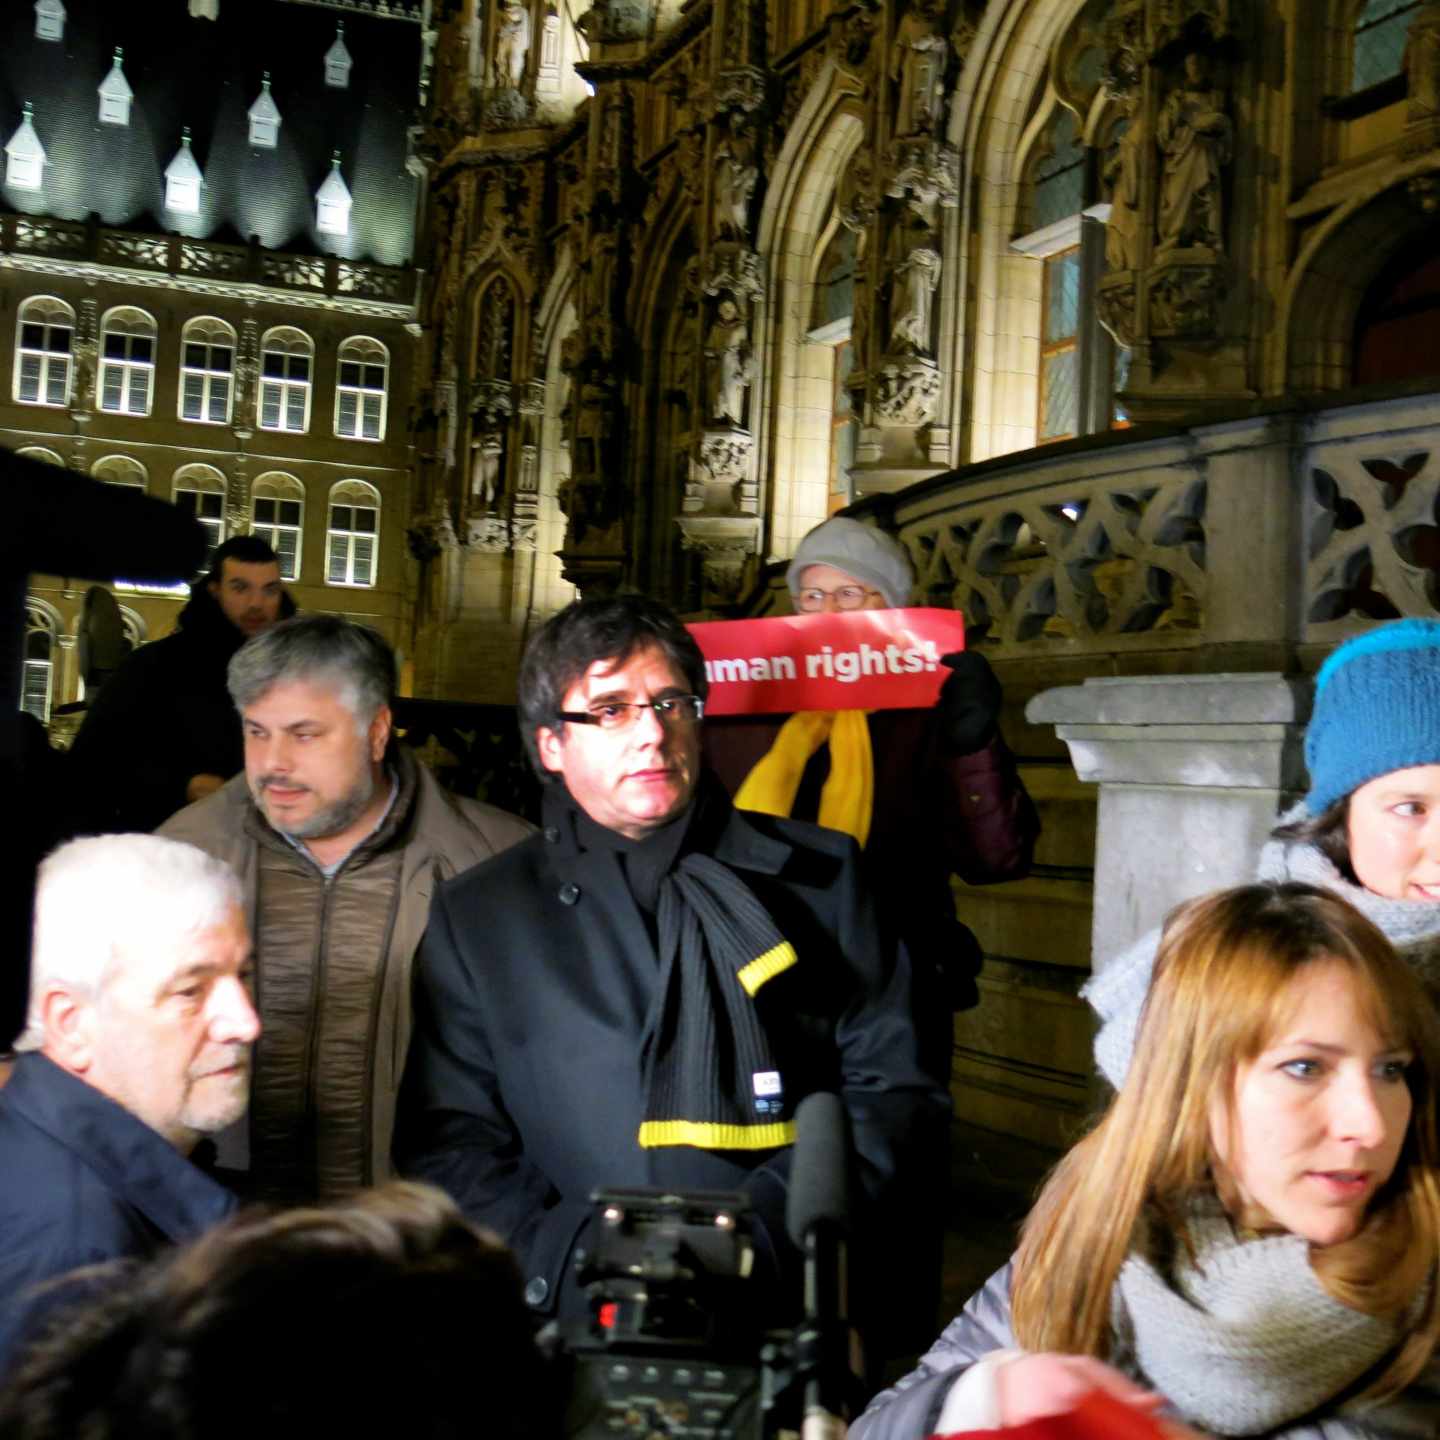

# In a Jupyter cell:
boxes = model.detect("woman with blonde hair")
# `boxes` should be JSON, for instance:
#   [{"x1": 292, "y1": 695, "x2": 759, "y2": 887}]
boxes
[{"x1": 852, "y1": 882, "x2": 1440, "y2": 1440}]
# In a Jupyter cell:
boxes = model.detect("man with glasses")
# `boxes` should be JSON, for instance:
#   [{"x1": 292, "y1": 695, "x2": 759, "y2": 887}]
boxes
[{"x1": 395, "y1": 595, "x2": 949, "y2": 1347}]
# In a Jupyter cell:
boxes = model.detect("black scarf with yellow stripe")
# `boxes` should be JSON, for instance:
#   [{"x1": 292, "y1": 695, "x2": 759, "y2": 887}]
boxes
[{"x1": 567, "y1": 777, "x2": 798, "y2": 1152}]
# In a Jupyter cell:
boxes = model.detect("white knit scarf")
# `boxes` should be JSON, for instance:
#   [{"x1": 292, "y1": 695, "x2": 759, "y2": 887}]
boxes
[{"x1": 1114, "y1": 1196, "x2": 1409, "y2": 1436}]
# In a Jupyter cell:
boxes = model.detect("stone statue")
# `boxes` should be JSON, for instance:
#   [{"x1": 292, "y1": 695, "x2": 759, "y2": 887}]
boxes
[
  {"x1": 889, "y1": 233, "x2": 942, "y2": 353},
  {"x1": 1156, "y1": 52, "x2": 1233, "y2": 252},
  {"x1": 712, "y1": 119, "x2": 758, "y2": 241},
  {"x1": 470, "y1": 432, "x2": 504, "y2": 506},
  {"x1": 891, "y1": 0, "x2": 950, "y2": 139},
  {"x1": 492, "y1": 1, "x2": 530, "y2": 91},
  {"x1": 1103, "y1": 95, "x2": 1145, "y2": 272},
  {"x1": 705, "y1": 295, "x2": 754, "y2": 425}
]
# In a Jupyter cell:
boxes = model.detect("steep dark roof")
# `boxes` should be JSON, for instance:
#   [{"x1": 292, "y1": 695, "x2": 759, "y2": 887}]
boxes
[{"x1": 0, "y1": 0, "x2": 421, "y2": 266}]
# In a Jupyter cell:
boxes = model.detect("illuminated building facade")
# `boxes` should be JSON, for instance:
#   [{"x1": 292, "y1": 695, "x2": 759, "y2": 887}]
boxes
[{"x1": 6, "y1": 0, "x2": 426, "y2": 730}]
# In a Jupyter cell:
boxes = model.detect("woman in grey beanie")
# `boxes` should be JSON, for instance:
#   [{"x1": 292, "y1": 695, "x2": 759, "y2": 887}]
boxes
[
  {"x1": 703, "y1": 515, "x2": 1040, "y2": 1078},
  {"x1": 1089, "y1": 617, "x2": 1440, "y2": 1087}
]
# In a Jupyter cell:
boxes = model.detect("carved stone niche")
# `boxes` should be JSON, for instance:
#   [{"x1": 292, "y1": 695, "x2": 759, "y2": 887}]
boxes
[
  {"x1": 467, "y1": 514, "x2": 512, "y2": 553},
  {"x1": 710, "y1": 67, "x2": 767, "y2": 118},
  {"x1": 675, "y1": 514, "x2": 762, "y2": 607},
  {"x1": 1097, "y1": 274, "x2": 1139, "y2": 348},
  {"x1": 702, "y1": 242, "x2": 766, "y2": 303},
  {"x1": 884, "y1": 137, "x2": 961, "y2": 210},
  {"x1": 1148, "y1": 255, "x2": 1226, "y2": 339},
  {"x1": 686, "y1": 429, "x2": 754, "y2": 514},
  {"x1": 872, "y1": 356, "x2": 942, "y2": 426},
  {"x1": 519, "y1": 378, "x2": 546, "y2": 415},
  {"x1": 470, "y1": 378, "x2": 514, "y2": 429}
]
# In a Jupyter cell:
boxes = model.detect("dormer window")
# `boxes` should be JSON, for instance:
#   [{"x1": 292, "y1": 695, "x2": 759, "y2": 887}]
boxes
[
  {"x1": 315, "y1": 152, "x2": 351, "y2": 237},
  {"x1": 325, "y1": 22, "x2": 352, "y2": 88},
  {"x1": 34, "y1": 0, "x2": 65, "y2": 41},
  {"x1": 98, "y1": 49, "x2": 134, "y2": 127},
  {"x1": 248, "y1": 73, "x2": 281, "y2": 148},
  {"x1": 164, "y1": 129, "x2": 204, "y2": 215},
  {"x1": 6, "y1": 104, "x2": 46, "y2": 192}
]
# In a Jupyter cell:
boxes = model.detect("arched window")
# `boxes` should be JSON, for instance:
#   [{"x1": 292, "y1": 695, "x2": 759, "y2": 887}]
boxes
[
  {"x1": 335, "y1": 337, "x2": 388, "y2": 441},
  {"x1": 14, "y1": 296, "x2": 74, "y2": 407},
  {"x1": 326, "y1": 479, "x2": 379, "y2": 588},
  {"x1": 251, "y1": 472, "x2": 305, "y2": 581},
  {"x1": 22, "y1": 602, "x2": 59, "y2": 724},
  {"x1": 180, "y1": 317, "x2": 236, "y2": 424},
  {"x1": 99, "y1": 307, "x2": 157, "y2": 415},
  {"x1": 16, "y1": 445, "x2": 64, "y2": 467},
  {"x1": 92, "y1": 454, "x2": 148, "y2": 490},
  {"x1": 807, "y1": 213, "x2": 859, "y2": 512},
  {"x1": 1352, "y1": 0, "x2": 1421, "y2": 91},
  {"x1": 259, "y1": 326, "x2": 313, "y2": 433},
  {"x1": 173, "y1": 464, "x2": 227, "y2": 568}
]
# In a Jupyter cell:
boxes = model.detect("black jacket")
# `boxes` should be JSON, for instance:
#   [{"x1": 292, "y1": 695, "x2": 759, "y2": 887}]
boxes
[
  {"x1": 393, "y1": 779, "x2": 951, "y2": 1344},
  {"x1": 68, "y1": 583, "x2": 293, "y2": 834},
  {"x1": 0, "y1": 1054, "x2": 237, "y2": 1378}
]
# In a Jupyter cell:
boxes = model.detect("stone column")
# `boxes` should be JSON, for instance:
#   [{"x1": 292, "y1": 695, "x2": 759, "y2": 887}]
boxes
[{"x1": 1026, "y1": 672, "x2": 1310, "y2": 971}]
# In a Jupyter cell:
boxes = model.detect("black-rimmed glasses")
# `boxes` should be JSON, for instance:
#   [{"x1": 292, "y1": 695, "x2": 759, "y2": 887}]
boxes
[{"x1": 557, "y1": 695, "x2": 705, "y2": 731}]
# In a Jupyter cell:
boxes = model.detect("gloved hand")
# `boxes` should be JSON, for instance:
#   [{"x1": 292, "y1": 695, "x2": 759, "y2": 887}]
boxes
[{"x1": 937, "y1": 650, "x2": 1003, "y2": 754}]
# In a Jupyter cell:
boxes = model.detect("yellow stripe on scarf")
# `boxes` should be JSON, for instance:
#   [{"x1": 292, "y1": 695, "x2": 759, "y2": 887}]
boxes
[
  {"x1": 736, "y1": 941, "x2": 798, "y2": 996},
  {"x1": 733, "y1": 709, "x2": 873, "y2": 847},
  {"x1": 638, "y1": 1119, "x2": 797, "y2": 1150}
]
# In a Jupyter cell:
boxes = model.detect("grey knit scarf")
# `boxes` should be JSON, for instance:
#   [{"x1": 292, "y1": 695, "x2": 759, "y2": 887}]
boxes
[
  {"x1": 1087, "y1": 805, "x2": 1440, "y2": 1085},
  {"x1": 1114, "y1": 1196, "x2": 1409, "y2": 1436}
]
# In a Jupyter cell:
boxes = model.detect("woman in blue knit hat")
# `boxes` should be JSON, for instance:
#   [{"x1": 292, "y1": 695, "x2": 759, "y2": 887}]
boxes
[{"x1": 1088, "y1": 617, "x2": 1440, "y2": 1087}]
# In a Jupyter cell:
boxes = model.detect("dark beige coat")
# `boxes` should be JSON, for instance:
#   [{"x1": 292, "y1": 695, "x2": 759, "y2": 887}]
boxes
[{"x1": 160, "y1": 749, "x2": 532, "y2": 1201}]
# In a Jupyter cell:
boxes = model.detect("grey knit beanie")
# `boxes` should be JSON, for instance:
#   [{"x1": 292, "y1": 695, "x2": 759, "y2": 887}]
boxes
[{"x1": 785, "y1": 517, "x2": 914, "y2": 609}]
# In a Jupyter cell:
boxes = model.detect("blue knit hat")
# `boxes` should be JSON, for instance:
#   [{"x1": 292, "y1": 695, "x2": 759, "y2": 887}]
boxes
[{"x1": 1305, "y1": 618, "x2": 1440, "y2": 814}]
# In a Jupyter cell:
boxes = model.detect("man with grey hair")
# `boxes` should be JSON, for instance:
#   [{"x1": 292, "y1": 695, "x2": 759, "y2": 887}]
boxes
[
  {"x1": 161, "y1": 613, "x2": 531, "y2": 1206},
  {"x1": 0, "y1": 834, "x2": 257, "y2": 1377}
]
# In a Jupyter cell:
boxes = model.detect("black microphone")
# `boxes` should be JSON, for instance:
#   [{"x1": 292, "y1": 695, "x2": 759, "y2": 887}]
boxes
[{"x1": 786, "y1": 1092, "x2": 854, "y2": 1440}]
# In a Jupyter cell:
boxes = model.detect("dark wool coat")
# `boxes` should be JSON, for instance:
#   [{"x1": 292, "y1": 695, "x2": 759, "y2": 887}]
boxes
[
  {"x1": 703, "y1": 711, "x2": 1039, "y2": 1070},
  {"x1": 67, "y1": 581, "x2": 295, "y2": 835},
  {"x1": 394, "y1": 782, "x2": 951, "y2": 1347},
  {"x1": 0, "y1": 1054, "x2": 236, "y2": 1379}
]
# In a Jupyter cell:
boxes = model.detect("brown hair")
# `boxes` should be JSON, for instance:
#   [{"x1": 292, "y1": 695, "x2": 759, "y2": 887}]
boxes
[
  {"x1": 1011, "y1": 882, "x2": 1440, "y2": 1402},
  {"x1": 0, "y1": 1182, "x2": 551, "y2": 1440}
]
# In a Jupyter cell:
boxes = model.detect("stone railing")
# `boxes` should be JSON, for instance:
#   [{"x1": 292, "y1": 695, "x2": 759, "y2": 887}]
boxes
[
  {"x1": 0, "y1": 213, "x2": 416, "y2": 308},
  {"x1": 849, "y1": 387, "x2": 1440, "y2": 666}
]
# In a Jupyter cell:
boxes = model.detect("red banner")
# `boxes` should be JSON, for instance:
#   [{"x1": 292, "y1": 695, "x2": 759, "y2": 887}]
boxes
[{"x1": 688, "y1": 608, "x2": 967, "y2": 716}]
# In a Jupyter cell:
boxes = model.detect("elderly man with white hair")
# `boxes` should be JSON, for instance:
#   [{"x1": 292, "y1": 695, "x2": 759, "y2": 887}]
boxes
[{"x1": 0, "y1": 834, "x2": 258, "y2": 1377}]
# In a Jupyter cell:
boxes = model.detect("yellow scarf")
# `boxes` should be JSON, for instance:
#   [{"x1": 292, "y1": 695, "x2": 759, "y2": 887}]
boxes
[{"x1": 733, "y1": 710, "x2": 874, "y2": 848}]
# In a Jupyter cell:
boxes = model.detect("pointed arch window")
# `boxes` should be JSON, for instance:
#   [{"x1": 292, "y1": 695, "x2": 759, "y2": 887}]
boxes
[
  {"x1": 23, "y1": 602, "x2": 59, "y2": 724},
  {"x1": 259, "y1": 326, "x2": 313, "y2": 433},
  {"x1": 335, "y1": 337, "x2": 388, "y2": 441},
  {"x1": 327, "y1": 480, "x2": 379, "y2": 588},
  {"x1": 92, "y1": 454, "x2": 148, "y2": 491},
  {"x1": 15, "y1": 296, "x2": 73, "y2": 407},
  {"x1": 173, "y1": 464, "x2": 227, "y2": 568},
  {"x1": 251, "y1": 473, "x2": 305, "y2": 581},
  {"x1": 6, "y1": 104, "x2": 46, "y2": 191},
  {"x1": 99, "y1": 307, "x2": 156, "y2": 416},
  {"x1": 1352, "y1": 0, "x2": 1422, "y2": 91},
  {"x1": 98, "y1": 48, "x2": 133, "y2": 126},
  {"x1": 180, "y1": 317, "x2": 235, "y2": 424},
  {"x1": 248, "y1": 74, "x2": 281, "y2": 148},
  {"x1": 807, "y1": 213, "x2": 859, "y2": 511}
]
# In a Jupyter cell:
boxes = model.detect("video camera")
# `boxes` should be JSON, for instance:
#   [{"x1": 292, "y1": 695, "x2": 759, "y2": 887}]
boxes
[{"x1": 551, "y1": 1094, "x2": 856, "y2": 1440}]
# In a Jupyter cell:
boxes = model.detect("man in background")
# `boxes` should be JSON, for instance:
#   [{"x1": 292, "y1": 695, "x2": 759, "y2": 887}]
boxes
[{"x1": 69, "y1": 535, "x2": 293, "y2": 832}]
